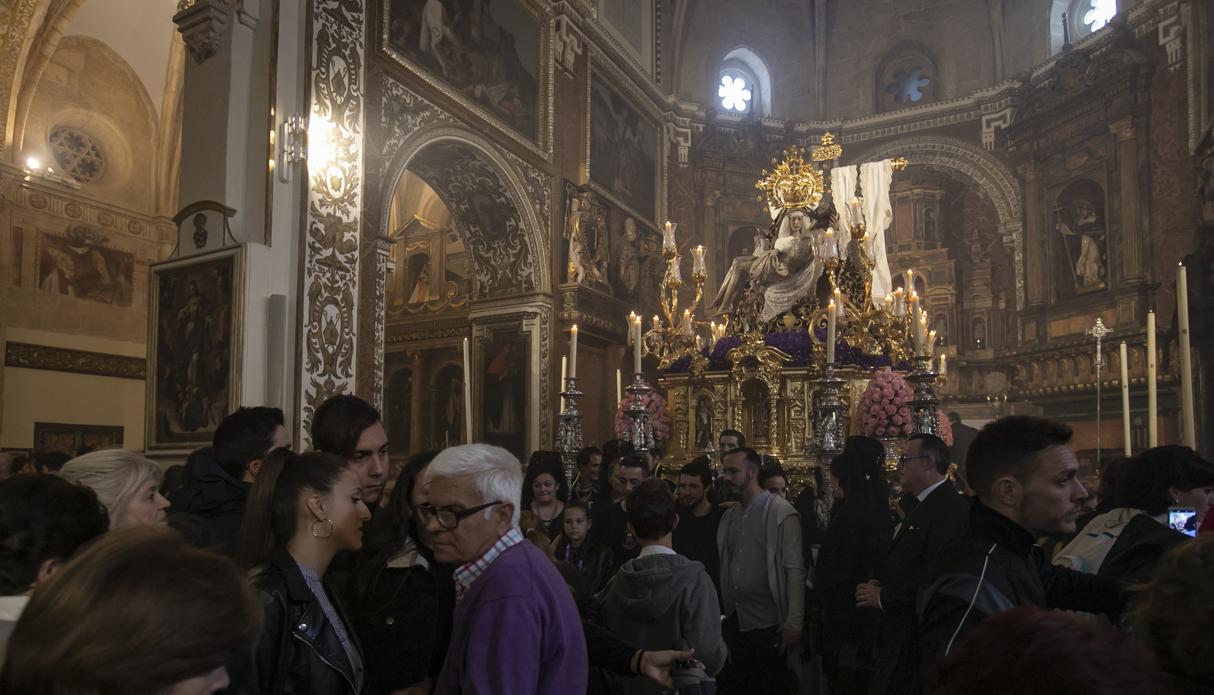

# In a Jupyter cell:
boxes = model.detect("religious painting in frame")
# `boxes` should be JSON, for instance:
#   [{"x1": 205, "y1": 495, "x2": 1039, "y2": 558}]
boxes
[
  {"x1": 381, "y1": 0, "x2": 552, "y2": 155},
  {"x1": 145, "y1": 246, "x2": 244, "y2": 451},
  {"x1": 33, "y1": 423, "x2": 125, "y2": 455},
  {"x1": 481, "y1": 325, "x2": 527, "y2": 462},
  {"x1": 1050, "y1": 178, "x2": 1108, "y2": 298},
  {"x1": 589, "y1": 74, "x2": 659, "y2": 225}
]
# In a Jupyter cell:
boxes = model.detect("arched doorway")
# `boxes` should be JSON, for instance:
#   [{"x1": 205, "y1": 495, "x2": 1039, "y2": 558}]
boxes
[{"x1": 373, "y1": 124, "x2": 552, "y2": 462}]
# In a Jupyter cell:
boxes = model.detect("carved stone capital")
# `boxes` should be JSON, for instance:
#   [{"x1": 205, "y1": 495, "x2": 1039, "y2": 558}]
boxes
[
  {"x1": 173, "y1": 1, "x2": 232, "y2": 64},
  {"x1": 554, "y1": 15, "x2": 583, "y2": 76},
  {"x1": 1109, "y1": 117, "x2": 1137, "y2": 142}
]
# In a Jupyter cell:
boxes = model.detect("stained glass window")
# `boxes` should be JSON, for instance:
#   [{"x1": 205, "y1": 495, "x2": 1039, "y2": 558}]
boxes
[
  {"x1": 718, "y1": 74, "x2": 753, "y2": 113},
  {"x1": 48, "y1": 126, "x2": 105, "y2": 183}
]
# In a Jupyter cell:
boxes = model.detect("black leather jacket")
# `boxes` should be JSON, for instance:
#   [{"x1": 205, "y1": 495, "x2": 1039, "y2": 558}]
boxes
[
  {"x1": 228, "y1": 549, "x2": 364, "y2": 695},
  {"x1": 917, "y1": 500, "x2": 1125, "y2": 670}
]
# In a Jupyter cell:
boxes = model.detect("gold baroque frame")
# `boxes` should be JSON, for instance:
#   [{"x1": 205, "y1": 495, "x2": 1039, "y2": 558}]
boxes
[
  {"x1": 145, "y1": 245, "x2": 245, "y2": 453},
  {"x1": 379, "y1": 0, "x2": 556, "y2": 161}
]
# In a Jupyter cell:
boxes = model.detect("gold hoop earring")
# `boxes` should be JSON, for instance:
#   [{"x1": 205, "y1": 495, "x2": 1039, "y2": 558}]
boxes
[{"x1": 310, "y1": 519, "x2": 334, "y2": 539}]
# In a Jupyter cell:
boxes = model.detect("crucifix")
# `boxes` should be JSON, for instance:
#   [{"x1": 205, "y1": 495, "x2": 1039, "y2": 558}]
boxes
[{"x1": 1085, "y1": 317, "x2": 1112, "y2": 465}]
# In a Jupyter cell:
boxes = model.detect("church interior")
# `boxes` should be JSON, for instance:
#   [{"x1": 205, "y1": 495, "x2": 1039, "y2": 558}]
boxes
[{"x1": 0, "y1": 0, "x2": 1209, "y2": 480}]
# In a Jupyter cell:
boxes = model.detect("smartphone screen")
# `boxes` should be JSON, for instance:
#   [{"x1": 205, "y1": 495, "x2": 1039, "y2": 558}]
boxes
[{"x1": 1169, "y1": 506, "x2": 1198, "y2": 538}]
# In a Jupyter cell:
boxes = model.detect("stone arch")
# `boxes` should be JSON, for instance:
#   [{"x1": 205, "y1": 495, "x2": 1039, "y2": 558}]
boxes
[
  {"x1": 850, "y1": 135, "x2": 1025, "y2": 309},
  {"x1": 381, "y1": 122, "x2": 550, "y2": 297}
]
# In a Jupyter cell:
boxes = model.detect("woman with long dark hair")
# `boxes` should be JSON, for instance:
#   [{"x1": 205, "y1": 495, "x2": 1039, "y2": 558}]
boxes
[
  {"x1": 814, "y1": 435, "x2": 894, "y2": 695},
  {"x1": 350, "y1": 451, "x2": 455, "y2": 695},
  {"x1": 521, "y1": 451, "x2": 570, "y2": 540},
  {"x1": 231, "y1": 450, "x2": 371, "y2": 695}
]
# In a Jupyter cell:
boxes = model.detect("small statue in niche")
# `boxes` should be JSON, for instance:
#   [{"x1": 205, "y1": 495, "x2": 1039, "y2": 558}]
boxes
[
  {"x1": 1055, "y1": 183, "x2": 1107, "y2": 291},
  {"x1": 614, "y1": 217, "x2": 641, "y2": 301},
  {"x1": 695, "y1": 396, "x2": 713, "y2": 452},
  {"x1": 638, "y1": 233, "x2": 664, "y2": 318},
  {"x1": 192, "y1": 213, "x2": 208, "y2": 249},
  {"x1": 565, "y1": 194, "x2": 607, "y2": 286}
]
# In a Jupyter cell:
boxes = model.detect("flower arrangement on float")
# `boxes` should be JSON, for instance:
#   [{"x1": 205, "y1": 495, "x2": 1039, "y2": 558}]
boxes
[
  {"x1": 856, "y1": 367, "x2": 953, "y2": 446},
  {"x1": 614, "y1": 389, "x2": 673, "y2": 445}
]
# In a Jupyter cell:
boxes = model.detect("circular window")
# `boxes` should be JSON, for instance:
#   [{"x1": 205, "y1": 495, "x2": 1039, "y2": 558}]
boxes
[
  {"x1": 718, "y1": 73, "x2": 753, "y2": 113},
  {"x1": 48, "y1": 126, "x2": 106, "y2": 183}
]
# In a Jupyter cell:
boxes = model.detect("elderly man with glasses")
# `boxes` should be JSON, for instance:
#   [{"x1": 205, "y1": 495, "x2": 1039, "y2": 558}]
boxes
[
  {"x1": 422, "y1": 444, "x2": 587, "y2": 694},
  {"x1": 856, "y1": 433, "x2": 970, "y2": 695}
]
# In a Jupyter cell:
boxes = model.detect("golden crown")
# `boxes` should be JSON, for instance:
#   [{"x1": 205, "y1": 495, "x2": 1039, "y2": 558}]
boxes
[
  {"x1": 755, "y1": 146, "x2": 825, "y2": 212},
  {"x1": 811, "y1": 131, "x2": 844, "y2": 162}
]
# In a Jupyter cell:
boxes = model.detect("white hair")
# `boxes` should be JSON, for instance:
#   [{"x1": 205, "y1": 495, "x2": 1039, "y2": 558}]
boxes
[
  {"x1": 58, "y1": 449, "x2": 162, "y2": 528},
  {"x1": 427, "y1": 444, "x2": 522, "y2": 527}
]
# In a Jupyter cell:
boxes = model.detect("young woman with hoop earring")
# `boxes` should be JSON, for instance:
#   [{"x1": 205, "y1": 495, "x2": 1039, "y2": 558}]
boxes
[{"x1": 230, "y1": 449, "x2": 372, "y2": 695}]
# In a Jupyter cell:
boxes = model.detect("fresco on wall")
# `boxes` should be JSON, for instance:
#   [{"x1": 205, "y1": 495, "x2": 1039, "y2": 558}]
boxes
[
  {"x1": 1053, "y1": 179, "x2": 1107, "y2": 294},
  {"x1": 36, "y1": 226, "x2": 134, "y2": 306},
  {"x1": 591, "y1": 76, "x2": 658, "y2": 222},
  {"x1": 482, "y1": 329, "x2": 526, "y2": 460},
  {"x1": 386, "y1": 0, "x2": 540, "y2": 139}
]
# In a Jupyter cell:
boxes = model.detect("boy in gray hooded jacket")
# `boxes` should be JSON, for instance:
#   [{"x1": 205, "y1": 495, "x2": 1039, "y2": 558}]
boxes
[{"x1": 603, "y1": 478, "x2": 729, "y2": 694}]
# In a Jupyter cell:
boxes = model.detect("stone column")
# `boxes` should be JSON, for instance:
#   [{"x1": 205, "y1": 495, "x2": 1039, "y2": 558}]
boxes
[
  {"x1": 410, "y1": 350, "x2": 424, "y2": 452},
  {"x1": 1111, "y1": 118, "x2": 1145, "y2": 282},
  {"x1": 1019, "y1": 163, "x2": 1047, "y2": 306}
]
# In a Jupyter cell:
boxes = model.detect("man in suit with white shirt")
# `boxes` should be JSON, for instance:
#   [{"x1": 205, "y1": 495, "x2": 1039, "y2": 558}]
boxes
[{"x1": 856, "y1": 433, "x2": 969, "y2": 695}]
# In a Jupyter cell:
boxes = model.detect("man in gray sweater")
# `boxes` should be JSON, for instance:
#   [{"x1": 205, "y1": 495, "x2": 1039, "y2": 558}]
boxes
[{"x1": 603, "y1": 478, "x2": 728, "y2": 694}]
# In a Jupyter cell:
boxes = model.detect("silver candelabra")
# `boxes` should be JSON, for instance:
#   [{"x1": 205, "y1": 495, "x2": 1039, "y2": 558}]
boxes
[
  {"x1": 556, "y1": 377, "x2": 584, "y2": 489},
  {"x1": 907, "y1": 355, "x2": 943, "y2": 438},
  {"x1": 623, "y1": 372, "x2": 656, "y2": 453}
]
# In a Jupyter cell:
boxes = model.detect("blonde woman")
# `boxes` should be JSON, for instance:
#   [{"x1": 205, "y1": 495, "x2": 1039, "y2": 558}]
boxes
[{"x1": 59, "y1": 449, "x2": 170, "y2": 528}]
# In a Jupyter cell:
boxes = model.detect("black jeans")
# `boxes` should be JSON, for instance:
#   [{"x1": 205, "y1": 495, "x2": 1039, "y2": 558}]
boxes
[{"x1": 716, "y1": 613, "x2": 798, "y2": 695}]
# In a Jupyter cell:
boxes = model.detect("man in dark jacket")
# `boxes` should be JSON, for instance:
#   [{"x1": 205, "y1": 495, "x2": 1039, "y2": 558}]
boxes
[
  {"x1": 169, "y1": 406, "x2": 288, "y2": 555},
  {"x1": 857, "y1": 434, "x2": 968, "y2": 695},
  {"x1": 917, "y1": 416, "x2": 1125, "y2": 679}
]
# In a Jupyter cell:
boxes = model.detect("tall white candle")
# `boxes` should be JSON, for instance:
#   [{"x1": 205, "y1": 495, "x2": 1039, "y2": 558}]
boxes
[
  {"x1": 560, "y1": 355, "x2": 568, "y2": 411},
  {"x1": 569, "y1": 324, "x2": 578, "y2": 379},
  {"x1": 1120, "y1": 341, "x2": 1131, "y2": 456},
  {"x1": 616, "y1": 369, "x2": 622, "y2": 404},
  {"x1": 938, "y1": 352, "x2": 947, "y2": 376},
  {"x1": 692, "y1": 245, "x2": 706, "y2": 275},
  {"x1": 1178, "y1": 264, "x2": 1195, "y2": 449},
  {"x1": 633, "y1": 315, "x2": 642, "y2": 373},
  {"x1": 826, "y1": 300, "x2": 837, "y2": 364},
  {"x1": 663, "y1": 221, "x2": 677, "y2": 253},
  {"x1": 1147, "y1": 310, "x2": 1158, "y2": 447},
  {"x1": 462, "y1": 337, "x2": 473, "y2": 443}
]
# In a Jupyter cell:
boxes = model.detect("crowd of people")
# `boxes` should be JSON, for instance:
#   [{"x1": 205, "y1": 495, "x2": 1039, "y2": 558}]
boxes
[{"x1": 1, "y1": 400, "x2": 1213, "y2": 695}]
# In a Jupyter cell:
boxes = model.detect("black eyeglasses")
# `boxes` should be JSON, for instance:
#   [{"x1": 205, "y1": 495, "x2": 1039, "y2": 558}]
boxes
[
  {"x1": 898, "y1": 454, "x2": 930, "y2": 467},
  {"x1": 416, "y1": 501, "x2": 503, "y2": 529}
]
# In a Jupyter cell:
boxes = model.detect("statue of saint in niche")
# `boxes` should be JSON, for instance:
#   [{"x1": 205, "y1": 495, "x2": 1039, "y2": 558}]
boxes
[
  {"x1": 614, "y1": 218, "x2": 641, "y2": 302},
  {"x1": 1054, "y1": 181, "x2": 1107, "y2": 292}
]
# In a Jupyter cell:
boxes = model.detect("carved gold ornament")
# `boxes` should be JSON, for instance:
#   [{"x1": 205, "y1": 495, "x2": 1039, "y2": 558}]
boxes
[{"x1": 756, "y1": 146, "x2": 825, "y2": 212}]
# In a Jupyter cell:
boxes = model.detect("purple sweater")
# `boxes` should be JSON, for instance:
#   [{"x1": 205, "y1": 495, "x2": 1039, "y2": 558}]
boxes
[{"x1": 434, "y1": 541, "x2": 588, "y2": 695}]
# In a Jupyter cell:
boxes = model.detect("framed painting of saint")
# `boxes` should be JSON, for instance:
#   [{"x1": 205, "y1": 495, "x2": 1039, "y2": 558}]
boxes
[
  {"x1": 382, "y1": 0, "x2": 551, "y2": 153},
  {"x1": 481, "y1": 327, "x2": 527, "y2": 461},
  {"x1": 145, "y1": 247, "x2": 243, "y2": 451},
  {"x1": 589, "y1": 75, "x2": 659, "y2": 224},
  {"x1": 1052, "y1": 179, "x2": 1108, "y2": 297}
]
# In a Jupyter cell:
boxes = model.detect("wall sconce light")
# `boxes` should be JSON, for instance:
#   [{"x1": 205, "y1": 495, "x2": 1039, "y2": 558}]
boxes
[
  {"x1": 276, "y1": 113, "x2": 306, "y2": 183},
  {"x1": 22, "y1": 155, "x2": 80, "y2": 190}
]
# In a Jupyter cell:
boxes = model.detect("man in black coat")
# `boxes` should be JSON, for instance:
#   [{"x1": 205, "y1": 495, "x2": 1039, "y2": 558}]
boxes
[
  {"x1": 916, "y1": 416, "x2": 1124, "y2": 680},
  {"x1": 857, "y1": 434, "x2": 969, "y2": 695},
  {"x1": 169, "y1": 406, "x2": 289, "y2": 556}
]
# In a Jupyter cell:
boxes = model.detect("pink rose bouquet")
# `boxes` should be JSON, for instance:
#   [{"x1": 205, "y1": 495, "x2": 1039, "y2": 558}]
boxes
[
  {"x1": 857, "y1": 368, "x2": 915, "y2": 438},
  {"x1": 614, "y1": 389, "x2": 673, "y2": 444}
]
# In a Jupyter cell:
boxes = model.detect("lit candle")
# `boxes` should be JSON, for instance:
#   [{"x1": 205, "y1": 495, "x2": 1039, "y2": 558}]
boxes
[
  {"x1": 894, "y1": 289, "x2": 906, "y2": 317},
  {"x1": 1178, "y1": 263, "x2": 1195, "y2": 449},
  {"x1": 681, "y1": 309, "x2": 694, "y2": 337},
  {"x1": 633, "y1": 314, "x2": 643, "y2": 373},
  {"x1": 652, "y1": 314, "x2": 660, "y2": 331},
  {"x1": 1147, "y1": 310, "x2": 1157, "y2": 447},
  {"x1": 569, "y1": 324, "x2": 578, "y2": 379},
  {"x1": 906, "y1": 268, "x2": 915, "y2": 291},
  {"x1": 560, "y1": 355, "x2": 568, "y2": 411},
  {"x1": 1120, "y1": 341, "x2": 1131, "y2": 456},
  {"x1": 462, "y1": 337, "x2": 473, "y2": 443},
  {"x1": 663, "y1": 221, "x2": 677, "y2": 253},
  {"x1": 884, "y1": 293, "x2": 893, "y2": 313},
  {"x1": 826, "y1": 300, "x2": 837, "y2": 364},
  {"x1": 848, "y1": 197, "x2": 863, "y2": 218},
  {"x1": 938, "y1": 352, "x2": 947, "y2": 376},
  {"x1": 616, "y1": 369, "x2": 622, "y2": 404},
  {"x1": 909, "y1": 293, "x2": 922, "y2": 352},
  {"x1": 929, "y1": 329, "x2": 937, "y2": 352},
  {"x1": 692, "y1": 245, "x2": 706, "y2": 275},
  {"x1": 669, "y1": 256, "x2": 682, "y2": 284},
  {"x1": 823, "y1": 229, "x2": 837, "y2": 259}
]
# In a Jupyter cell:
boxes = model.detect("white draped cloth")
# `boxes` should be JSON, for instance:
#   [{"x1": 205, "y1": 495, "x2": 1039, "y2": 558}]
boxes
[
  {"x1": 860, "y1": 160, "x2": 894, "y2": 303},
  {"x1": 831, "y1": 165, "x2": 860, "y2": 262}
]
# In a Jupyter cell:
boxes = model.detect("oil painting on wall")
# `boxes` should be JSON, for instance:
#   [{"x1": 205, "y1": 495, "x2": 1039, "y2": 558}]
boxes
[
  {"x1": 36, "y1": 226, "x2": 135, "y2": 306},
  {"x1": 591, "y1": 76, "x2": 658, "y2": 222},
  {"x1": 147, "y1": 248, "x2": 242, "y2": 450},
  {"x1": 385, "y1": 0, "x2": 541, "y2": 140},
  {"x1": 482, "y1": 328, "x2": 526, "y2": 461},
  {"x1": 1053, "y1": 179, "x2": 1108, "y2": 296}
]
